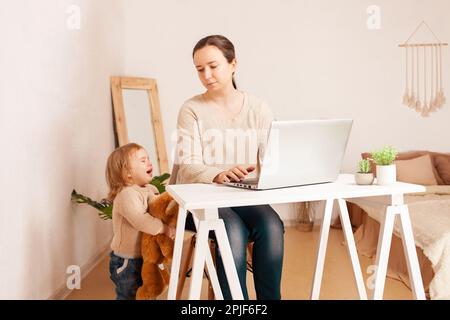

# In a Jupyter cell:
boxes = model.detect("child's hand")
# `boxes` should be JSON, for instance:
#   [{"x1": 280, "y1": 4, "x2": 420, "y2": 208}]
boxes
[{"x1": 162, "y1": 224, "x2": 176, "y2": 239}]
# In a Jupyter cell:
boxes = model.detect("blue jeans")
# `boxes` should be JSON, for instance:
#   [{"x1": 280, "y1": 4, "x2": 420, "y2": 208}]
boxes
[
  {"x1": 109, "y1": 252, "x2": 143, "y2": 300},
  {"x1": 185, "y1": 205, "x2": 284, "y2": 300}
]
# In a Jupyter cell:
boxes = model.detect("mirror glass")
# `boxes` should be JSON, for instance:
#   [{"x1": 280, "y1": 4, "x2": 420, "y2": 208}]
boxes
[{"x1": 122, "y1": 89, "x2": 160, "y2": 176}]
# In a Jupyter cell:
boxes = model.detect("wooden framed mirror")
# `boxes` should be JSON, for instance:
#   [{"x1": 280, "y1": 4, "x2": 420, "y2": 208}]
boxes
[{"x1": 110, "y1": 76, "x2": 169, "y2": 176}]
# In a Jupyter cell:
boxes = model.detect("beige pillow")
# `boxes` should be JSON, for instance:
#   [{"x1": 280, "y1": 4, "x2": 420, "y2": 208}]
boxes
[
  {"x1": 395, "y1": 154, "x2": 438, "y2": 185},
  {"x1": 435, "y1": 155, "x2": 450, "y2": 185}
]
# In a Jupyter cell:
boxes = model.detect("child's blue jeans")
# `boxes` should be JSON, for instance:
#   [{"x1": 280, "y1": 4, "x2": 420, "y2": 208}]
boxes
[{"x1": 109, "y1": 252, "x2": 143, "y2": 300}]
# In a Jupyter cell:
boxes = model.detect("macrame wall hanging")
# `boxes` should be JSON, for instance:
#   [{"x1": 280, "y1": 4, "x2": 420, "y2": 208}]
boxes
[{"x1": 399, "y1": 21, "x2": 448, "y2": 117}]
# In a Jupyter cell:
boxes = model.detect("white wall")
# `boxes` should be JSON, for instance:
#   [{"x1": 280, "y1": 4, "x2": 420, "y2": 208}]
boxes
[
  {"x1": 122, "y1": 0, "x2": 450, "y2": 221},
  {"x1": 0, "y1": 0, "x2": 125, "y2": 299}
]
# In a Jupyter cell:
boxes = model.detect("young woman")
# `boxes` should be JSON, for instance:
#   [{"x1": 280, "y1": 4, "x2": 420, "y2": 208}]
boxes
[{"x1": 174, "y1": 35, "x2": 284, "y2": 300}]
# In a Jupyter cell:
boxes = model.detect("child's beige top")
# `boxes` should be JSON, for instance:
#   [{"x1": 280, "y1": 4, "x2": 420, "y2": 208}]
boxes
[
  {"x1": 175, "y1": 91, "x2": 274, "y2": 184},
  {"x1": 110, "y1": 184, "x2": 163, "y2": 258}
]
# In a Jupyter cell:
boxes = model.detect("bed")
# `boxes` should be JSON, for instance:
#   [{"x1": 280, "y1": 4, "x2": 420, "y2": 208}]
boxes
[{"x1": 344, "y1": 150, "x2": 450, "y2": 299}]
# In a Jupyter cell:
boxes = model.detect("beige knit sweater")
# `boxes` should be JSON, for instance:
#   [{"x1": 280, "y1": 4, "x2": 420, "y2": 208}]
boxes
[
  {"x1": 174, "y1": 91, "x2": 273, "y2": 184},
  {"x1": 110, "y1": 184, "x2": 164, "y2": 258}
]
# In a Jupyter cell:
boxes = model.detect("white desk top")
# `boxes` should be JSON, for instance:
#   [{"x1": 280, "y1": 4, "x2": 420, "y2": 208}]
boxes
[{"x1": 166, "y1": 174, "x2": 426, "y2": 210}]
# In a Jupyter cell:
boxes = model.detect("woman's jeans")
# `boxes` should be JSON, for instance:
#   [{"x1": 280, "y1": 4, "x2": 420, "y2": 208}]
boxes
[
  {"x1": 109, "y1": 252, "x2": 143, "y2": 300},
  {"x1": 185, "y1": 205, "x2": 284, "y2": 300}
]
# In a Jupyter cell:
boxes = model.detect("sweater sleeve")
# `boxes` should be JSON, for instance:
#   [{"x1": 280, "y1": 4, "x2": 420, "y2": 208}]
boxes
[
  {"x1": 176, "y1": 104, "x2": 224, "y2": 184},
  {"x1": 116, "y1": 188, "x2": 164, "y2": 235}
]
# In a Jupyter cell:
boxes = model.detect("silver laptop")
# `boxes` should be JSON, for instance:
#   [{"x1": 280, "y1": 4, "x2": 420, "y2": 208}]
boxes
[{"x1": 224, "y1": 119, "x2": 353, "y2": 190}]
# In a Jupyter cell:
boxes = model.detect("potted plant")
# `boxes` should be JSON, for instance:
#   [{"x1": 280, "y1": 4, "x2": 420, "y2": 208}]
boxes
[
  {"x1": 371, "y1": 146, "x2": 399, "y2": 185},
  {"x1": 355, "y1": 159, "x2": 374, "y2": 185},
  {"x1": 71, "y1": 173, "x2": 170, "y2": 220}
]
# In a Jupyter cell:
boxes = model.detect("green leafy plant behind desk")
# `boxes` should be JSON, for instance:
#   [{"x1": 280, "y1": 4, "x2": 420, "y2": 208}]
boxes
[
  {"x1": 71, "y1": 173, "x2": 170, "y2": 220},
  {"x1": 371, "y1": 146, "x2": 398, "y2": 166}
]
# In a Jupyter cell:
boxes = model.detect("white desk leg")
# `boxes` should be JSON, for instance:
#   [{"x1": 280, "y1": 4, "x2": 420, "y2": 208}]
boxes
[
  {"x1": 168, "y1": 207, "x2": 187, "y2": 300},
  {"x1": 311, "y1": 199, "x2": 334, "y2": 300},
  {"x1": 338, "y1": 199, "x2": 368, "y2": 300},
  {"x1": 372, "y1": 205, "x2": 396, "y2": 300},
  {"x1": 398, "y1": 205, "x2": 426, "y2": 300},
  {"x1": 204, "y1": 243, "x2": 224, "y2": 300},
  {"x1": 187, "y1": 208, "x2": 238, "y2": 300},
  {"x1": 215, "y1": 219, "x2": 245, "y2": 300},
  {"x1": 188, "y1": 220, "x2": 210, "y2": 300},
  {"x1": 191, "y1": 209, "x2": 223, "y2": 300}
]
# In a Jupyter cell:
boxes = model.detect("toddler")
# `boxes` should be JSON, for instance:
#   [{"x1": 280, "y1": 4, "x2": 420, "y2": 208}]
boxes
[{"x1": 105, "y1": 143, "x2": 175, "y2": 300}]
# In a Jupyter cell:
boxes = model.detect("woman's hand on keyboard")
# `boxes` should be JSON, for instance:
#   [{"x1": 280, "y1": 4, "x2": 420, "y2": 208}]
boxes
[{"x1": 213, "y1": 166, "x2": 255, "y2": 184}]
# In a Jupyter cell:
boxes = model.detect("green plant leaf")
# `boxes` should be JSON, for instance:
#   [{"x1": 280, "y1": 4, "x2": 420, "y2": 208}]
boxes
[
  {"x1": 150, "y1": 173, "x2": 170, "y2": 194},
  {"x1": 371, "y1": 146, "x2": 398, "y2": 166},
  {"x1": 358, "y1": 159, "x2": 371, "y2": 173},
  {"x1": 71, "y1": 190, "x2": 112, "y2": 220}
]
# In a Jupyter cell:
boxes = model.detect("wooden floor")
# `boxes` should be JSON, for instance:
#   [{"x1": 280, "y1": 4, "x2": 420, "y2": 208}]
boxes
[{"x1": 66, "y1": 226, "x2": 413, "y2": 300}]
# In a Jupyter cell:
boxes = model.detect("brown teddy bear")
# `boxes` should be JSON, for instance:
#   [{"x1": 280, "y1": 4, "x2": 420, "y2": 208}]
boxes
[{"x1": 136, "y1": 191, "x2": 179, "y2": 300}]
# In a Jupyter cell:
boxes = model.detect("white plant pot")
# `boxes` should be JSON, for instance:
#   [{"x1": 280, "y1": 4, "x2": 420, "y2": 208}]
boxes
[
  {"x1": 376, "y1": 164, "x2": 397, "y2": 185},
  {"x1": 355, "y1": 173, "x2": 374, "y2": 185}
]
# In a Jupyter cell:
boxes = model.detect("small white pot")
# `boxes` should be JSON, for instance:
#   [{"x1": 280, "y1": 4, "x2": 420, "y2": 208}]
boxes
[
  {"x1": 355, "y1": 173, "x2": 374, "y2": 185},
  {"x1": 376, "y1": 164, "x2": 397, "y2": 185}
]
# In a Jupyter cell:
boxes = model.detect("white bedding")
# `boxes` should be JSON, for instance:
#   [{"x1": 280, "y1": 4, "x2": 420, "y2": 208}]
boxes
[{"x1": 347, "y1": 185, "x2": 450, "y2": 300}]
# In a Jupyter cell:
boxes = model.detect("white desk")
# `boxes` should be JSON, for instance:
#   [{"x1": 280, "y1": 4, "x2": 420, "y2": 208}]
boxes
[{"x1": 167, "y1": 174, "x2": 426, "y2": 300}]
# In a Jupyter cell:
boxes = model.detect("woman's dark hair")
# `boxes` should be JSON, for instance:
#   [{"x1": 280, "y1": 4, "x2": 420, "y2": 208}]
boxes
[{"x1": 193, "y1": 35, "x2": 237, "y2": 89}]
